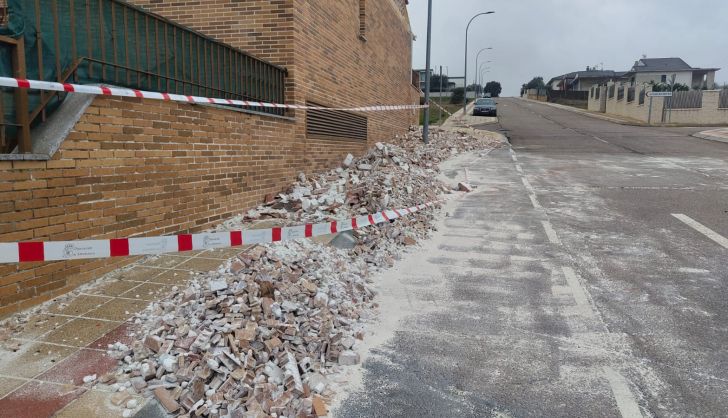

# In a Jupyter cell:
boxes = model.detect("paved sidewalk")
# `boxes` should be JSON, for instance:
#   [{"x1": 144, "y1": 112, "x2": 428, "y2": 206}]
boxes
[
  {"x1": 693, "y1": 127, "x2": 728, "y2": 143},
  {"x1": 0, "y1": 246, "x2": 246, "y2": 417},
  {"x1": 442, "y1": 102, "x2": 497, "y2": 129}
]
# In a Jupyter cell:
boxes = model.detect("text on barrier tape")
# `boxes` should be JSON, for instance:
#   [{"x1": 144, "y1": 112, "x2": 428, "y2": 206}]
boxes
[
  {"x1": 0, "y1": 77, "x2": 429, "y2": 112},
  {"x1": 0, "y1": 202, "x2": 440, "y2": 264}
]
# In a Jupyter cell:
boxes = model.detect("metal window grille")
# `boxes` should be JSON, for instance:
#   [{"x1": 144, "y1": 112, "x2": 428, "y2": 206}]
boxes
[
  {"x1": 719, "y1": 90, "x2": 728, "y2": 109},
  {"x1": 670, "y1": 91, "x2": 703, "y2": 109},
  {"x1": 306, "y1": 102, "x2": 368, "y2": 141},
  {"x1": 1, "y1": 0, "x2": 287, "y2": 154},
  {"x1": 359, "y1": 0, "x2": 366, "y2": 37}
]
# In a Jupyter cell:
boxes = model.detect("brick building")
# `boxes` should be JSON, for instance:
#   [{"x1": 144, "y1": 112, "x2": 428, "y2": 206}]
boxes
[{"x1": 0, "y1": 0, "x2": 419, "y2": 315}]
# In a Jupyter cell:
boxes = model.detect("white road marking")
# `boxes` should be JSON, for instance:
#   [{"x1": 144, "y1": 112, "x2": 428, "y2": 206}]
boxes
[
  {"x1": 561, "y1": 266, "x2": 595, "y2": 319},
  {"x1": 603, "y1": 367, "x2": 644, "y2": 418},
  {"x1": 515, "y1": 164, "x2": 524, "y2": 174},
  {"x1": 592, "y1": 135, "x2": 610, "y2": 144},
  {"x1": 528, "y1": 194, "x2": 543, "y2": 210},
  {"x1": 672, "y1": 214, "x2": 728, "y2": 249},
  {"x1": 541, "y1": 220, "x2": 562, "y2": 245}
]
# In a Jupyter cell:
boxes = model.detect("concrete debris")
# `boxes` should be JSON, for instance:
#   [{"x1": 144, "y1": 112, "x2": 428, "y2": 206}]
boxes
[
  {"x1": 457, "y1": 182, "x2": 474, "y2": 192},
  {"x1": 90, "y1": 127, "x2": 501, "y2": 417}
]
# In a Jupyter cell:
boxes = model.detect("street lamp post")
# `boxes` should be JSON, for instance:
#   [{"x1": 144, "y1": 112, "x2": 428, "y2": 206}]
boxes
[
  {"x1": 422, "y1": 0, "x2": 433, "y2": 144},
  {"x1": 462, "y1": 11, "x2": 495, "y2": 117},
  {"x1": 474, "y1": 48, "x2": 492, "y2": 95},
  {"x1": 477, "y1": 63, "x2": 491, "y2": 95},
  {"x1": 477, "y1": 61, "x2": 492, "y2": 90}
]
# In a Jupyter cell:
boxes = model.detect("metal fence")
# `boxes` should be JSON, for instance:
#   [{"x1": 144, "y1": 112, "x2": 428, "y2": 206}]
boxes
[
  {"x1": 1, "y1": 0, "x2": 287, "y2": 154},
  {"x1": 639, "y1": 88, "x2": 645, "y2": 105},
  {"x1": 617, "y1": 86, "x2": 624, "y2": 101},
  {"x1": 627, "y1": 86, "x2": 635, "y2": 102},
  {"x1": 594, "y1": 86, "x2": 600, "y2": 100},
  {"x1": 719, "y1": 90, "x2": 728, "y2": 109},
  {"x1": 608, "y1": 85, "x2": 615, "y2": 99},
  {"x1": 670, "y1": 90, "x2": 703, "y2": 109}
]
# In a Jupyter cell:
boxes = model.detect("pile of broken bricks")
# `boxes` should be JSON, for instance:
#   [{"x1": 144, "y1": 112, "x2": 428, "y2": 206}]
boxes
[
  {"x1": 105, "y1": 238, "x2": 379, "y2": 417},
  {"x1": 103, "y1": 127, "x2": 501, "y2": 417},
  {"x1": 0, "y1": 127, "x2": 500, "y2": 418}
]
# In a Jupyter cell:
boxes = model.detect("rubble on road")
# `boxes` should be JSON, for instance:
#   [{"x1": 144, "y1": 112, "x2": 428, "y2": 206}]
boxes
[{"x1": 0, "y1": 127, "x2": 500, "y2": 417}]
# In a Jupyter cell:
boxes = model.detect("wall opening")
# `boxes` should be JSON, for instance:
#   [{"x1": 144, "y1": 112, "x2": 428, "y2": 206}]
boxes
[{"x1": 306, "y1": 103, "x2": 367, "y2": 141}]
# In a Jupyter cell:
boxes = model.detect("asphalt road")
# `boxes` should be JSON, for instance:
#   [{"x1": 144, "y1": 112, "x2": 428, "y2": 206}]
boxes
[{"x1": 336, "y1": 99, "x2": 728, "y2": 417}]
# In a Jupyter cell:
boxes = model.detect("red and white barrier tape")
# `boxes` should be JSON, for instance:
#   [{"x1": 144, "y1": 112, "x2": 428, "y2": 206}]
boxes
[
  {"x1": 0, "y1": 77, "x2": 428, "y2": 112},
  {"x1": 0, "y1": 202, "x2": 441, "y2": 264}
]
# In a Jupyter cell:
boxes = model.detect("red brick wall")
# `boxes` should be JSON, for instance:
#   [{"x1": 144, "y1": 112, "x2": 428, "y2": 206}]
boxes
[
  {"x1": 131, "y1": 0, "x2": 419, "y2": 138},
  {"x1": 0, "y1": 97, "x2": 312, "y2": 315},
  {"x1": 0, "y1": 0, "x2": 417, "y2": 315}
]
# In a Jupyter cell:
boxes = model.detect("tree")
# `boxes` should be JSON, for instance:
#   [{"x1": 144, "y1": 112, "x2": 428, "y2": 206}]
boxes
[
  {"x1": 484, "y1": 81, "x2": 502, "y2": 97},
  {"x1": 429, "y1": 75, "x2": 449, "y2": 92},
  {"x1": 450, "y1": 87, "x2": 465, "y2": 104},
  {"x1": 466, "y1": 84, "x2": 482, "y2": 92},
  {"x1": 525, "y1": 77, "x2": 545, "y2": 90},
  {"x1": 650, "y1": 81, "x2": 689, "y2": 92}
]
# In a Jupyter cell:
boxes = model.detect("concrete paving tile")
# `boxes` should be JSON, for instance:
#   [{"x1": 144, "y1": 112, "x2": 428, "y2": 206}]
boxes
[
  {"x1": 9, "y1": 313, "x2": 70, "y2": 340},
  {"x1": 146, "y1": 269, "x2": 194, "y2": 285},
  {"x1": 86, "y1": 279, "x2": 142, "y2": 297},
  {"x1": 116, "y1": 266, "x2": 167, "y2": 282},
  {"x1": 41, "y1": 318, "x2": 120, "y2": 347},
  {"x1": 0, "y1": 340, "x2": 77, "y2": 378},
  {"x1": 87, "y1": 322, "x2": 139, "y2": 350},
  {"x1": 0, "y1": 380, "x2": 86, "y2": 418},
  {"x1": 140, "y1": 255, "x2": 189, "y2": 269},
  {"x1": 0, "y1": 377, "x2": 28, "y2": 398},
  {"x1": 201, "y1": 247, "x2": 247, "y2": 259},
  {"x1": 119, "y1": 282, "x2": 175, "y2": 301},
  {"x1": 46, "y1": 295, "x2": 112, "y2": 316},
  {"x1": 83, "y1": 298, "x2": 149, "y2": 322},
  {"x1": 37, "y1": 348, "x2": 118, "y2": 386},
  {"x1": 176, "y1": 257, "x2": 225, "y2": 272},
  {"x1": 54, "y1": 389, "x2": 143, "y2": 418}
]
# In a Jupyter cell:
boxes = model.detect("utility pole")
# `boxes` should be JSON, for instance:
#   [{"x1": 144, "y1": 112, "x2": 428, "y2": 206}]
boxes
[
  {"x1": 422, "y1": 0, "x2": 433, "y2": 143},
  {"x1": 439, "y1": 65, "x2": 443, "y2": 124}
]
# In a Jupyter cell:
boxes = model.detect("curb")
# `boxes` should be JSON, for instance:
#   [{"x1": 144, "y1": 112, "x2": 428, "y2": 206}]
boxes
[{"x1": 691, "y1": 131, "x2": 728, "y2": 144}]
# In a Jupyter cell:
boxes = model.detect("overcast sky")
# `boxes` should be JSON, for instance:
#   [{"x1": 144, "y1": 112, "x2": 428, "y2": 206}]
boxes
[{"x1": 408, "y1": 0, "x2": 728, "y2": 96}]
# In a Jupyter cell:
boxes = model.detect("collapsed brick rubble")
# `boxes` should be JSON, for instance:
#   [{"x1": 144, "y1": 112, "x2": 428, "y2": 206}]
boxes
[{"x1": 2, "y1": 127, "x2": 501, "y2": 418}]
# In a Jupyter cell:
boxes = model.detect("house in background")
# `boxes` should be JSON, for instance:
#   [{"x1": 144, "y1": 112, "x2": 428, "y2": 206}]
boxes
[
  {"x1": 623, "y1": 57, "x2": 719, "y2": 89},
  {"x1": 548, "y1": 67, "x2": 626, "y2": 92}
]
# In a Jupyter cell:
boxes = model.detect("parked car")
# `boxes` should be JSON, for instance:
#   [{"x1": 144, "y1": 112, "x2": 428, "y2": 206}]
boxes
[{"x1": 473, "y1": 98, "x2": 497, "y2": 116}]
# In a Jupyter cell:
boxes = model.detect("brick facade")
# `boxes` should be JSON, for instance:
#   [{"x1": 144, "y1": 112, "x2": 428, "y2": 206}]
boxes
[{"x1": 0, "y1": 0, "x2": 418, "y2": 315}]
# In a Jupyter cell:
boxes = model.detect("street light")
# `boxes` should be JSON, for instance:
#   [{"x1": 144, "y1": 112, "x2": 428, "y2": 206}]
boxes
[
  {"x1": 474, "y1": 48, "x2": 492, "y2": 93},
  {"x1": 463, "y1": 11, "x2": 495, "y2": 117},
  {"x1": 480, "y1": 69, "x2": 490, "y2": 96},
  {"x1": 422, "y1": 0, "x2": 433, "y2": 144},
  {"x1": 477, "y1": 62, "x2": 492, "y2": 93}
]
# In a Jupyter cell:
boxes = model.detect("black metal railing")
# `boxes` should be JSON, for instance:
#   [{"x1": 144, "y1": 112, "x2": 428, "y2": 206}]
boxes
[
  {"x1": 627, "y1": 86, "x2": 635, "y2": 102},
  {"x1": 670, "y1": 91, "x2": 702, "y2": 109},
  {"x1": 719, "y1": 90, "x2": 728, "y2": 109},
  {"x1": 1, "y1": 0, "x2": 287, "y2": 154}
]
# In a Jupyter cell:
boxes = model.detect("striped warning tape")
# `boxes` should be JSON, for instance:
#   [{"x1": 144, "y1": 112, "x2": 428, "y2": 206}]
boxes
[
  {"x1": 0, "y1": 77, "x2": 428, "y2": 112},
  {"x1": 0, "y1": 201, "x2": 442, "y2": 264},
  {"x1": 429, "y1": 100, "x2": 453, "y2": 117}
]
